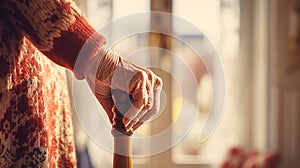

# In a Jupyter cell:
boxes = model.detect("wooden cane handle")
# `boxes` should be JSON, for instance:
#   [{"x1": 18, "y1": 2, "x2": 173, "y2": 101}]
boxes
[{"x1": 111, "y1": 90, "x2": 133, "y2": 168}]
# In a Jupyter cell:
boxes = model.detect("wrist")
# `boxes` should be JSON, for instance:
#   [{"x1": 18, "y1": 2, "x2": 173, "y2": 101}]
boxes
[{"x1": 96, "y1": 49, "x2": 121, "y2": 86}]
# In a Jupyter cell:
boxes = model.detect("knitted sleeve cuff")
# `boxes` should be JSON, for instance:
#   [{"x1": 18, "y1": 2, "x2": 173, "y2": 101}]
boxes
[
  {"x1": 0, "y1": 0, "x2": 106, "y2": 79},
  {"x1": 43, "y1": 15, "x2": 106, "y2": 79}
]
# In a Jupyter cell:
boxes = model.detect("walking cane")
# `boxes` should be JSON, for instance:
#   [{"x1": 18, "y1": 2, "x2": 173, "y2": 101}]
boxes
[{"x1": 111, "y1": 90, "x2": 133, "y2": 168}]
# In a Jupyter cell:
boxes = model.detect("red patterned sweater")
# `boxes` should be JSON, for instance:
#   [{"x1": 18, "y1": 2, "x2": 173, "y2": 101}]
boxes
[{"x1": 0, "y1": 0, "x2": 105, "y2": 167}]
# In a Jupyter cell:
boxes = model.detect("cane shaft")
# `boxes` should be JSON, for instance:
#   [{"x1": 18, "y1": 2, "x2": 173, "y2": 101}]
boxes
[
  {"x1": 111, "y1": 90, "x2": 133, "y2": 168},
  {"x1": 113, "y1": 136, "x2": 132, "y2": 168}
]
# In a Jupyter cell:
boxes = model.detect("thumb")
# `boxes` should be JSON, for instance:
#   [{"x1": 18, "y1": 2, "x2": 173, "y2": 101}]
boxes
[{"x1": 98, "y1": 96, "x2": 114, "y2": 124}]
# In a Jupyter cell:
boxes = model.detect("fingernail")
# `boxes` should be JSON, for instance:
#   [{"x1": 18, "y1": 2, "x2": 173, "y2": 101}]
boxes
[{"x1": 125, "y1": 126, "x2": 132, "y2": 132}]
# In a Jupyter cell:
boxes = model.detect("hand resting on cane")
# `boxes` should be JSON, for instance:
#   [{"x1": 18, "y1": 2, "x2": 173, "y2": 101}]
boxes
[{"x1": 83, "y1": 47, "x2": 163, "y2": 132}]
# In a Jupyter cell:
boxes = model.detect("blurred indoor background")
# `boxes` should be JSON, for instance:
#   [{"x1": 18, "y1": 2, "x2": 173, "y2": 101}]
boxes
[{"x1": 69, "y1": 0, "x2": 300, "y2": 167}]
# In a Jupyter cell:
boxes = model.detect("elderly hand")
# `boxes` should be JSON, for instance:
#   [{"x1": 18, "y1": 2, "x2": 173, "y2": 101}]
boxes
[{"x1": 84, "y1": 48, "x2": 163, "y2": 132}]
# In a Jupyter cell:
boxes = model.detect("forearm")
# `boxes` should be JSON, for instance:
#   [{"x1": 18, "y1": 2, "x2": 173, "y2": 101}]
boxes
[{"x1": 0, "y1": 0, "x2": 105, "y2": 79}]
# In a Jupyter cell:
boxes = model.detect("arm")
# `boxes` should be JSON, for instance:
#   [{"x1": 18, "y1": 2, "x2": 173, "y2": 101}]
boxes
[
  {"x1": 0, "y1": 0, "x2": 163, "y2": 131},
  {"x1": 0, "y1": 0, "x2": 105, "y2": 79}
]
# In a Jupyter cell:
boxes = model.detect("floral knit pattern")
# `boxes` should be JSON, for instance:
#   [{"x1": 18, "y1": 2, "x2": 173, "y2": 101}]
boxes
[
  {"x1": 0, "y1": 0, "x2": 105, "y2": 167},
  {"x1": 0, "y1": 0, "x2": 79, "y2": 51},
  {"x1": 0, "y1": 19, "x2": 76, "y2": 167}
]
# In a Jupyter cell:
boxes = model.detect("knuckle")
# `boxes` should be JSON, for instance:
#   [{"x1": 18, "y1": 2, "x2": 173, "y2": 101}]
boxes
[
  {"x1": 146, "y1": 101, "x2": 153, "y2": 110},
  {"x1": 133, "y1": 101, "x2": 144, "y2": 110},
  {"x1": 141, "y1": 97, "x2": 148, "y2": 105},
  {"x1": 132, "y1": 88, "x2": 146, "y2": 100},
  {"x1": 136, "y1": 71, "x2": 147, "y2": 80},
  {"x1": 147, "y1": 93, "x2": 154, "y2": 108},
  {"x1": 155, "y1": 76, "x2": 163, "y2": 88},
  {"x1": 132, "y1": 90, "x2": 148, "y2": 105},
  {"x1": 145, "y1": 69, "x2": 154, "y2": 80}
]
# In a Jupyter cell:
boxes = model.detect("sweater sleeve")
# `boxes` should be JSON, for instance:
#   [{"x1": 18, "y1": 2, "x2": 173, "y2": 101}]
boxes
[{"x1": 0, "y1": 0, "x2": 106, "y2": 79}]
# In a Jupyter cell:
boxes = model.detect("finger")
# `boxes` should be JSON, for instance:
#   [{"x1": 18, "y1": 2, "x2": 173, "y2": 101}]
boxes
[
  {"x1": 144, "y1": 70, "x2": 155, "y2": 110},
  {"x1": 132, "y1": 107, "x2": 157, "y2": 131},
  {"x1": 145, "y1": 89, "x2": 154, "y2": 110},
  {"x1": 123, "y1": 86, "x2": 148, "y2": 127},
  {"x1": 124, "y1": 70, "x2": 154, "y2": 131},
  {"x1": 125, "y1": 108, "x2": 148, "y2": 131},
  {"x1": 123, "y1": 100, "x2": 145, "y2": 130},
  {"x1": 154, "y1": 75, "x2": 163, "y2": 90},
  {"x1": 97, "y1": 95, "x2": 114, "y2": 124},
  {"x1": 123, "y1": 72, "x2": 149, "y2": 127},
  {"x1": 128, "y1": 71, "x2": 149, "y2": 106},
  {"x1": 146, "y1": 76, "x2": 163, "y2": 122},
  {"x1": 86, "y1": 70, "x2": 115, "y2": 124},
  {"x1": 132, "y1": 86, "x2": 162, "y2": 131}
]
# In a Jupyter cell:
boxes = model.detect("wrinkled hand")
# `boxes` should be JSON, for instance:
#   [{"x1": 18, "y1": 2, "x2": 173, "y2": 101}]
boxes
[{"x1": 84, "y1": 48, "x2": 163, "y2": 132}]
